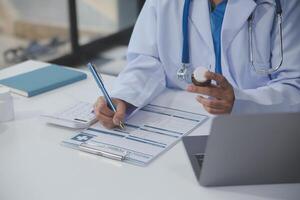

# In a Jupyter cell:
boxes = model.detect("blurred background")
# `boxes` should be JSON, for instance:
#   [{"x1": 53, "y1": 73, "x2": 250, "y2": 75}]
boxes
[{"x1": 0, "y1": 0, "x2": 145, "y2": 75}]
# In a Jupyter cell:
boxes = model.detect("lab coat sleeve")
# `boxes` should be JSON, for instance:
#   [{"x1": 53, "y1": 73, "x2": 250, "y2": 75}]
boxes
[
  {"x1": 232, "y1": 0, "x2": 300, "y2": 114},
  {"x1": 109, "y1": 0, "x2": 166, "y2": 109}
]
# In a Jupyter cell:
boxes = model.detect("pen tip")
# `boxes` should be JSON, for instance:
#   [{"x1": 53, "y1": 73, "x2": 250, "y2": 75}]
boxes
[{"x1": 119, "y1": 121, "x2": 125, "y2": 129}]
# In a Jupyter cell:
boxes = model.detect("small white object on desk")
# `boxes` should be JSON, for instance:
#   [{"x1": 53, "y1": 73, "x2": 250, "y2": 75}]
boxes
[
  {"x1": 0, "y1": 87, "x2": 15, "y2": 122},
  {"x1": 41, "y1": 101, "x2": 97, "y2": 129}
]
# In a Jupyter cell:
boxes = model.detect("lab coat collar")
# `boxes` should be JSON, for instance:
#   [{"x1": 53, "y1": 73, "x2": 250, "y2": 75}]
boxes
[
  {"x1": 255, "y1": 0, "x2": 276, "y2": 6},
  {"x1": 221, "y1": 0, "x2": 257, "y2": 52},
  {"x1": 189, "y1": 0, "x2": 214, "y2": 54},
  {"x1": 220, "y1": 0, "x2": 257, "y2": 87},
  {"x1": 221, "y1": 0, "x2": 279, "y2": 51}
]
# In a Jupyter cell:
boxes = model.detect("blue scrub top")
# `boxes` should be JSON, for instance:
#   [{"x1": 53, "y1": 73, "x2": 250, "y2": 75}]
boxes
[{"x1": 210, "y1": 0, "x2": 227, "y2": 75}]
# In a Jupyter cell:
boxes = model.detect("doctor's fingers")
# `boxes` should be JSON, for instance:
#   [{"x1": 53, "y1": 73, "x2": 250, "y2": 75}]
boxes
[
  {"x1": 94, "y1": 97, "x2": 114, "y2": 117},
  {"x1": 203, "y1": 105, "x2": 227, "y2": 115},
  {"x1": 205, "y1": 71, "x2": 229, "y2": 88},
  {"x1": 96, "y1": 113, "x2": 115, "y2": 129},
  {"x1": 196, "y1": 97, "x2": 228, "y2": 114},
  {"x1": 196, "y1": 96, "x2": 227, "y2": 110},
  {"x1": 187, "y1": 85, "x2": 223, "y2": 99},
  {"x1": 112, "y1": 101, "x2": 126, "y2": 126}
]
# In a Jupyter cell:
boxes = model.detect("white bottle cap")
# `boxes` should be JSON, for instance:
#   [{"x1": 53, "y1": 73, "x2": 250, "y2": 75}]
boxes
[{"x1": 193, "y1": 67, "x2": 208, "y2": 82}]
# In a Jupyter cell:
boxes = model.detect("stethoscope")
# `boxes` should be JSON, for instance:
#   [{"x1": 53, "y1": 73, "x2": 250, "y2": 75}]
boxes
[{"x1": 177, "y1": 0, "x2": 284, "y2": 83}]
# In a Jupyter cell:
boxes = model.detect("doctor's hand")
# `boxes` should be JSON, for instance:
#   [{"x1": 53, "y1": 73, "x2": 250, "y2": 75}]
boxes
[
  {"x1": 94, "y1": 97, "x2": 127, "y2": 129},
  {"x1": 186, "y1": 71, "x2": 235, "y2": 115}
]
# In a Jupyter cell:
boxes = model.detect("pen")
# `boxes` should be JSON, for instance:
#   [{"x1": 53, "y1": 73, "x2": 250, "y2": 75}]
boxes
[{"x1": 87, "y1": 62, "x2": 125, "y2": 129}]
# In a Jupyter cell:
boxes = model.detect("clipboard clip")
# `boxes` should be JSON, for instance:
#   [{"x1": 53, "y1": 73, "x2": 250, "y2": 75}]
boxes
[{"x1": 79, "y1": 143, "x2": 127, "y2": 161}]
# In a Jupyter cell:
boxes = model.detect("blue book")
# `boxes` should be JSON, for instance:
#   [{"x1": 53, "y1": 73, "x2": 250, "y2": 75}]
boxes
[{"x1": 0, "y1": 65, "x2": 87, "y2": 97}]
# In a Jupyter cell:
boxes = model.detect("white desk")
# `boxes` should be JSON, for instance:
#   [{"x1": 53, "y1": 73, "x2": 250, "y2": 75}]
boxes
[{"x1": 0, "y1": 61, "x2": 299, "y2": 200}]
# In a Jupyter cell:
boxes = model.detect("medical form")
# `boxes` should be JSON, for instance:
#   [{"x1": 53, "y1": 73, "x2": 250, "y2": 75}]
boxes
[{"x1": 62, "y1": 90, "x2": 208, "y2": 166}]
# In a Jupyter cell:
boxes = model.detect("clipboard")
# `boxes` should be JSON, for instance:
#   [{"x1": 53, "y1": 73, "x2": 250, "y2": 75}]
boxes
[
  {"x1": 62, "y1": 103, "x2": 208, "y2": 166},
  {"x1": 79, "y1": 143, "x2": 127, "y2": 161}
]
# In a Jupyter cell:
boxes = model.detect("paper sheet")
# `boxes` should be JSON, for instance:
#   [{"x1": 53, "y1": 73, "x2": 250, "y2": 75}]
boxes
[{"x1": 63, "y1": 95, "x2": 208, "y2": 166}]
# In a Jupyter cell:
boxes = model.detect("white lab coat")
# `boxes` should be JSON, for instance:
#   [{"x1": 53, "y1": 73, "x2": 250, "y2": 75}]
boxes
[{"x1": 110, "y1": 0, "x2": 300, "y2": 114}]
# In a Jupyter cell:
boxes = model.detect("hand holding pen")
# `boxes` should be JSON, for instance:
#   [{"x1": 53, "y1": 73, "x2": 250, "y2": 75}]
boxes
[
  {"x1": 94, "y1": 97, "x2": 126, "y2": 129},
  {"x1": 88, "y1": 63, "x2": 126, "y2": 129}
]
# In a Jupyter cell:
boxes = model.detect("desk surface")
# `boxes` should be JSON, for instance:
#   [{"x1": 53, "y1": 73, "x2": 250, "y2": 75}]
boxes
[{"x1": 0, "y1": 61, "x2": 299, "y2": 200}]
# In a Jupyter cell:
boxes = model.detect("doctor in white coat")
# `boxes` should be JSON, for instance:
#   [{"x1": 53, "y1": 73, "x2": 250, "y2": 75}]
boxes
[{"x1": 94, "y1": 0, "x2": 300, "y2": 129}]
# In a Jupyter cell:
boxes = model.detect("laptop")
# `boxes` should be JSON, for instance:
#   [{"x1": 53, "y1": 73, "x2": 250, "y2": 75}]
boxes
[{"x1": 183, "y1": 113, "x2": 300, "y2": 187}]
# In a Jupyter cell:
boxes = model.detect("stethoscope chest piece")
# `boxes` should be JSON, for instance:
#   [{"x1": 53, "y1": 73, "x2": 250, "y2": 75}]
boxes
[{"x1": 177, "y1": 64, "x2": 193, "y2": 83}]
